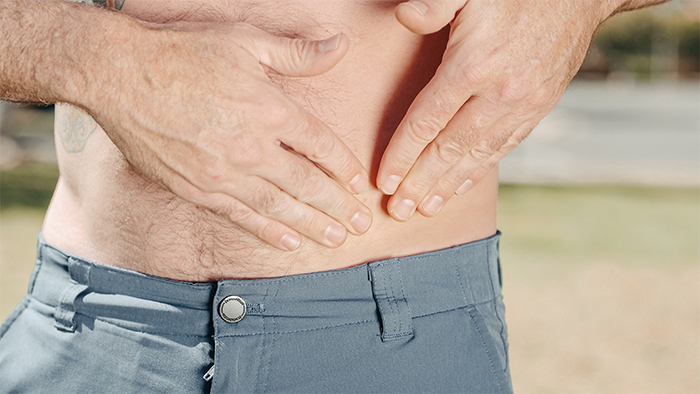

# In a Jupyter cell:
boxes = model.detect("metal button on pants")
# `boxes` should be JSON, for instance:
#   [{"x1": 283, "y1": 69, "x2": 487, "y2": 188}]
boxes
[{"x1": 218, "y1": 295, "x2": 246, "y2": 323}]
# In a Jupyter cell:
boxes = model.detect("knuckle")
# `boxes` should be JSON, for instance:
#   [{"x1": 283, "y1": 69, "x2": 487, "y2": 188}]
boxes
[
  {"x1": 433, "y1": 139, "x2": 465, "y2": 165},
  {"x1": 286, "y1": 38, "x2": 312, "y2": 69},
  {"x1": 254, "y1": 220, "x2": 280, "y2": 244},
  {"x1": 231, "y1": 137, "x2": 264, "y2": 167},
  {"x1": 225, "y1": 202, "x2": 255, "y2": 223},
  {"x1": 304, "y1": 131, "x2": 336, "y2": 163},
  {"x1": 287, "y1": 160, "x2": 312, "y2": 188},
  {"x1": 252, "y1": 95, "x2": 295, "y2": 129},
  {"x1": 197, "y1": 162, "x2": 225, "y2": 191},
  {"x1": 499, "y1": 124, "x2": 533, "y2": 154},
  {"x1": 330, "y1": 195, "x2": 360, "y2": 220},
  {"x1": 295, "y1": 172, "x2": 326, "y2": 203},
  {"x1": 390, "y1": 148, "x2": 421, "y2": 170},
  {"x1": 266, "y1": 104, "x2": 294, "y2": 128},
  {"x1": 467, "y1": 139, "x2": 495, "y2": 162},
  {"x1": 502, "y1": 133, "x2": 526, "y2": 151},
  {"x1": 499, "y1": 139, "x2": 519, "y2": 154},
  {"x1": 496, "y1": 77, "x2": 531, "y2": 105},
  {"x1": 529, "y1": 86, "x2": 553, "y2": 109},
  {"x1": 453, "y1": 165, "x2": 474, "y2": 184},
  {"x1": 247, "y1": 185, "x2": 277, "y2": 212},
  {"x1": 465, "y1": 111, "x2": 491, "y2": 134},
  {"x1": 455, "y1": 61, "x2": 487, "y2": 90},
  {"x1": 407, "y1": 115, "x2": 445, "y2": 144},
  {"x1": 203, "y1": 195, "x2": 254, "y2": 224},
  {"x1": 262, "y1": 193, "x2": 290, "y2": 217}
]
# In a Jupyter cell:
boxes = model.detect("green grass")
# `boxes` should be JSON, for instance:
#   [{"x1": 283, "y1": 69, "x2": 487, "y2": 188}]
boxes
[
  {"x1": 498, "y1": 184, "x2": 700, "y2": 267},
  {"x1": 0, "y1": 162, "x2": 59, "y2": 210}
]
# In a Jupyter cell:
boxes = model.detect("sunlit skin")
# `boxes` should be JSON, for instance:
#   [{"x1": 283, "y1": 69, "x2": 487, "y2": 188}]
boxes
[{"x1": 0, "y1": 0, "x2": 668, "y2": 281}]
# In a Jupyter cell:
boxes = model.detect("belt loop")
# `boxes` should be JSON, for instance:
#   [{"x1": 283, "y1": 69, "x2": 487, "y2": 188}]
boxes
[
  {"x1": 368, "y1": 261, "x2": 413, "y2": 342},
  {"x1": 461, "y1": 241, "x2": 497, "y2": 305},
  {"x1": 54, "y1": 258, "x2": 90, "y2": 332}
]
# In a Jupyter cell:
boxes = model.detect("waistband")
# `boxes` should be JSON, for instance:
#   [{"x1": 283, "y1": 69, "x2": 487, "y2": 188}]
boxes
[{"x1": 28, "y1": 232, "x2": 502, "y2": 341}]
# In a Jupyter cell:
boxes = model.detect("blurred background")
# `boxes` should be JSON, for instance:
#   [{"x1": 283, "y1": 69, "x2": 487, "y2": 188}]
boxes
[{"x1": 1, "y1": 1, "x2": 698, "y2": 392}]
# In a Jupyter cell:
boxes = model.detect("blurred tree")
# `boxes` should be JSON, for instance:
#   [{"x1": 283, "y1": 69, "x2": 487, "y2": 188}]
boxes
[{"x1": 580, "y1": 4, "x2": 699, "y2": 79}]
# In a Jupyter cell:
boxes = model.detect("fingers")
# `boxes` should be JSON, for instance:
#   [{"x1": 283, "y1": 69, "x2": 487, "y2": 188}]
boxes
[
  {"x1": 386, "y1": 99, "x2": 546, "y2": 221},
  {"x1": 165, "y1": 176, "x2": 305, "y2": 252},
  {"x1": 416, "y1": 116, "x2": 543, "y2": 218},
  {"x1": 234, "y1": 24, "x2": 350, "y2": 77},
  {"x1": 394, "y1": 0, "x2": 467, "y2": 35},
  {"x1": 171, "y1": 152, "x2": 371, "y2": 251},
  {"x1": 376, "y1": 54, "x2": 474, "y2": 195},
  {"x1": 224, "y1": 173, "x2": 360, "y2": 249},
  {"x1": 252, "y1": 148, "x2": 373, "y2": 242},
  {"x1": 281, "y1": 109, "x2": 370, "y2": 195},
  {"x1": 384, "y1": 96, "x2": 499, "y2": 220}
]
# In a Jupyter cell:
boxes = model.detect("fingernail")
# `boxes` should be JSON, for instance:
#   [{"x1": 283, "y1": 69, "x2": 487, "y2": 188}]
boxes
[
  {"x1": 391, "y1": 199, "x2": 416, "y2": 221},
  {"x1": 350, "y1": 174, "x2": 368, "y2": 194},
  {"x1": 422, "y1": 195, "x2": 444, "y2": 217},
  {"x1": 319, "y1": 34, "x2": 341, "y2": 52},
  {"x1": 280, "y1": 234, "x2": 301, "y2": 251},
  {"x1": 324, "y1": 224, "x2": 347, "y2": 246},
  {"x1": 350, "y1": 211, "x2": 372, "y2": 234},
  {"x1": 456, "y1": 179, "x2": 474, "y2": 196},
  {"x1": 380, "y1": 175, "x2": 402, "y2": 195},
  {"x1": 407, "y1": 0, "x2": 429, "y2": 16}
]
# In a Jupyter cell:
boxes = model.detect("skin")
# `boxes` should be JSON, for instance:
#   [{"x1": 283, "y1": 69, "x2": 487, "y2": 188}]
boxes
[
  {"x1": 1, "y1": 0, "x2": 372, "y2": 252},
  {"x1": 378, "y1": 0, "x2": 670, "y2": 222},
  {"x1": 0, "y1": 0, "x2": 669, "y2": 280}
]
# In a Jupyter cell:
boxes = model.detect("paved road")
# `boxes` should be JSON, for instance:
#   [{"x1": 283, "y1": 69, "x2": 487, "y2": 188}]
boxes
[{"x1": 500, "y1": 80, "x2": 700, "y2": 186}]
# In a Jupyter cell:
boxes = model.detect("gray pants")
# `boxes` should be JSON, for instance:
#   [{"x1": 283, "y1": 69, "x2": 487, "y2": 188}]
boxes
[{"x1": 0, "y1": 232, "x2": 512, "y2": 393}]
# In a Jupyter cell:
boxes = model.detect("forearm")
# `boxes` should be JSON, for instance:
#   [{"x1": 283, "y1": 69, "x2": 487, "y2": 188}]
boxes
[{"x1": 0, "y1": 0, "x2": 139, "y2": 106}]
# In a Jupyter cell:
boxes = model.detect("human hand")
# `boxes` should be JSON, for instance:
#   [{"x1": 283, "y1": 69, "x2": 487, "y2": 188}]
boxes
[
  {"x1": 377, "y1": 0, "x2": 615, "y2": 221},
  {"x1": 82, "y1": 22, "x2": 371, "y2": 251}
]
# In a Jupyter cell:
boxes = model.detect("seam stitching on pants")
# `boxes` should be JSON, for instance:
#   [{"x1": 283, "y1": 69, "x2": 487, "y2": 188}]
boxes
[
  {"x1": 260, "y1": 284, "x2": 278, "y2": 394},
  {"x1": 467, "y1": 306, "x2": 504, "y2": 392},
  {"x1": 412, "y1": 298, "x2": 496, "y2": 319},
  {"x1": 64, "y1": 310, "x2": 212, "y2": 338},
  {"x1": 386, "y1": 267, "x2": 397, "y2": 334},
  {"x1": 451, "y1": 256, "x2": 469, "y2": 306},
  {"x1": 397, "y1": 265, "x2": 411, "y2": 336},
  {"x1": 0, "y1": 297, "x2": 30, "y2": 340},
  {"x1": 217, "y1": 319, "x2": 376, "y2": 338},
  {"x1": 41, "y1": 242, "x2": 213, "y2": 291},
  {"x1": 253, "y1": 285, "x2": 270, "y2": 393}
]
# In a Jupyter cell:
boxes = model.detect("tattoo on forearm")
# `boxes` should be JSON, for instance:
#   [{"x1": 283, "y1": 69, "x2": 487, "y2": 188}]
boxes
[
  {"x1": 58, "y1": 109, "x2": 97, "y2": 153},
  {"x1": 68, "y1": 0, "x2": 125, "y2": 11}
]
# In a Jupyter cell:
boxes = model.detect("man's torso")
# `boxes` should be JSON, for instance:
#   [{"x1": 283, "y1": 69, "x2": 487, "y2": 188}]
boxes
[{"x1": 42, "y1": 0, "x2": 499, "y2": 280}]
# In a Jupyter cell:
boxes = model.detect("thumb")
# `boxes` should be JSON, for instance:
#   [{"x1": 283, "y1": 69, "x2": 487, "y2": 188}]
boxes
[
  {"x1": 237, "y1": 26, "x2": 349, "y2": 77},
  {"x1": 395, "y1": 0, "x2": 467, "y2": 35}
]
